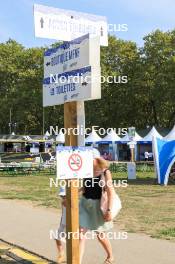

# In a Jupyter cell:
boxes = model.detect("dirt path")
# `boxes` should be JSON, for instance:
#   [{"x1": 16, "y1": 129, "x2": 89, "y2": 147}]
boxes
[{"x1": 0, "y1": 199, "x2": 174, "y2": 264}]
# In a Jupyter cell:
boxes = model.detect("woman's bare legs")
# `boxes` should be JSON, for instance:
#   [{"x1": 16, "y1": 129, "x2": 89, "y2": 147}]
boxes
[
  {"x1": 55, "y1": 240, "x2": 65, "y2": 263},
  {"x1": 96, "y1": 233, "x2": 114, "y2": 261},
  {"x1": 79, "y1": 228, "x2": 87, "y2": 264},
  {"x1": 56, "y1": 239, "x2": 64, "y2": 254}
]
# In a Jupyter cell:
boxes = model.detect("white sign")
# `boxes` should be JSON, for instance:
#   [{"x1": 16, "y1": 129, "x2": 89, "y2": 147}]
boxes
[
  {"x1": 44, "y1": 34, "x2": 99, "y2": 77},
  {"x1": 34, "y1": 4, "x2": 108, "y2": 46},
  {"x1": 43, "y1": 34, "x2": 101, "y2": 106},
  {"x1": 127, "y1": 162, "x2": 136, "y2": 179},
  {"x1": 127, "y1": 141, "x2": 137, "y2": 149},
  {"x1": 57, "y1": 146, "x2": 93, "y2": 179},
  {"x1": 30, "y1": 147, "x2": 39, "y2": 154}
]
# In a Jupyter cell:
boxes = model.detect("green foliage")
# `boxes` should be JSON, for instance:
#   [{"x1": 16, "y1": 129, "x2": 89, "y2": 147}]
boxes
[
  {"x1": 109, "y1": 162, "x2": 155, "y2": 173},
  {"x1": 0, "y1": 30, "x2": 174, "y2": 135}
]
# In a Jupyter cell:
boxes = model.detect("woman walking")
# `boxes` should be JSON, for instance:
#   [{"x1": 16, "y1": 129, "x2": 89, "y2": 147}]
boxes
[{"x1": 79, "y1": 149, "x2": 114, "y2": 264}]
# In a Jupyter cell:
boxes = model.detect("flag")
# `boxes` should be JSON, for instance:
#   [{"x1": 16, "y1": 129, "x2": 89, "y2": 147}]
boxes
[{"x1": 153, "y1": 137, "x2": 175, "y2": 185}]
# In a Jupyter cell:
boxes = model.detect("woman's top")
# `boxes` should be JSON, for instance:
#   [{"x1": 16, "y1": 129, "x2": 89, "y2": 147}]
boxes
[{"x1": 83, "y1": 175, "x2": 102, "y2": 200}]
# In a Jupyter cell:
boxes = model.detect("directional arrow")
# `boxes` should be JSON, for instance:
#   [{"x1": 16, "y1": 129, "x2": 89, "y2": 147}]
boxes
[
  {"x1": 40, "y1": 17, "x2": 44, "y2": 28},
  {"x1": 82, "y1": 81, "x2": 88, "y2": 86},
  {"x1": 100, "y1": 26, "x2": 103, "y2": 37}
]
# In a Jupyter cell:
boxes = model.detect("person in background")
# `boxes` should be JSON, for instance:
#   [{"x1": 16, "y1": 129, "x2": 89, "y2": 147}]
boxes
[
  {"x1": 55, "y1": 186, "x2": 66, "y2": 263},
  {"x1": 103, "y1": 152, "x2": 108, "y2": 160},
  {"x1": 49, "y1": 149, "x2": 55, "y2": 161},
  {"x1": 144, "y1": 151, "x2": 149, "y2": 161},
  {"x1": 108, "y1": 153, "x2": 112, "y2": 161}
]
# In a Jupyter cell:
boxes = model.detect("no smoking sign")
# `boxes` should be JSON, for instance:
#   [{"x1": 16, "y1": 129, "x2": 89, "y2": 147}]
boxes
[
  {"x1": 68, "y1": 153, "x2": 82, "y2": 171},
  {"x1": 57, "y1": 146, "x2": 93, "y2": 179}
]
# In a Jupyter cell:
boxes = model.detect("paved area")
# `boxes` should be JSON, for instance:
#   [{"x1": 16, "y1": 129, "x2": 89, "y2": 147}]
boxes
[
  {"x1": 0, "y1": 239, "x2": 52, "y2": 263},
  {"x1": 0, "y1": 199, "x2": 175, "y2": 264}
]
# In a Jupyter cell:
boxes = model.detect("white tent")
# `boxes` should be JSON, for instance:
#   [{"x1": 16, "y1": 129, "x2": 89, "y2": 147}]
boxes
[
  {"x1": 119, "y1": 131, "x2": 142, "y2": 161},
  {"x1": 23, "y1": 135, "x2": 32, "y2": 141},
  {"x1": 164, "y1": 125, "x2": 175, "y2": 141},
  {"x1": 120, "y1": 131, "x2": 142, "y2": 142},
  {"x1": 99, "y1": 129, "x2": 121, "y2": 143},
  {"x1": 56, "y1": 131, "x2": 65, "y2": 143},
  {"x1": 141, "y1": 126, "x2": 162, "y2": 142},
  {"x1": 45, "y1": 131, "x2": 50, "y2": 137},
  {"x1": 85, "y1": 130, "x2": 102, "y2": 144}
]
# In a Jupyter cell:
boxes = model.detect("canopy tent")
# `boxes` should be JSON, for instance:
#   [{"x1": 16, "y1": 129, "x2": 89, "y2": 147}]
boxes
[
  {"x1": 56, "y1": 131, "x2": 65, "y2": 143},
  {"x1": 44, "y1": 131, "x2": 50, "y2": 139},
  {"x1": 85, "y1": 130, "x2": 102, "y2": 144},
  {"x1": 164, "y1": 125, "x2": 175, "y2": 141},
  {"x1": 119, "y1": 131, "x2": 142, "y2": 143},
  {"x1": 0, "y1": 134, "x2": 24, "y2": 143},
  {"x1": 98, "y1": 129, "x2": 121, "y2": 144},
  {"x1": 118, "y1": 131, "x2": 142, "y2": 161},
  {"x1": 97, "y1": 129, "x2": 121, "y2": 161},
  {"x1": 138, "y1": 126, "x2": 162, "y2": 144},
  {"x1": 23, "y1": 136, "x2": 32, "y2": 141}
]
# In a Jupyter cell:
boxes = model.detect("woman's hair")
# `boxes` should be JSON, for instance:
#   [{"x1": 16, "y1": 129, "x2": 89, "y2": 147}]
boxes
[{"x1": 95, "y1": 157, "x2": 109, "y2": 169}]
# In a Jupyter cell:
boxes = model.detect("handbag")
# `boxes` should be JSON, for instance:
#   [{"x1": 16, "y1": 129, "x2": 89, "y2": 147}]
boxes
[{"x1": 100, "y1": 170, "x2": 122, "y2": 220}]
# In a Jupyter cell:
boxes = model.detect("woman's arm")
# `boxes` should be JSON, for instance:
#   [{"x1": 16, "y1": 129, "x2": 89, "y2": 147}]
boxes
[
  {"x1": 79, "y1": 187, "x2": 85, "y2": 194},
  {"x1": 104, "y1": 169, "x2": 113, "y2": 221},
  {"x1": 61, "y1": 196, "x2": 67, "y2": 207}
]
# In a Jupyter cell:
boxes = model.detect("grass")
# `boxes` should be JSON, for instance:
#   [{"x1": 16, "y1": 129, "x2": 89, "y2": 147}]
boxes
[
  {"x1": 0, "y1": 170, "x2": 175, "y2": 241},
  {"x1": 157, "y1": 228, "x2": 175, "y2": 240},
  {"x1": 113, "y1": 172, "x2": 175, "y2": 241},
  {"x1": 0, "y1": 171, "x2": 58, "y2": 208}
]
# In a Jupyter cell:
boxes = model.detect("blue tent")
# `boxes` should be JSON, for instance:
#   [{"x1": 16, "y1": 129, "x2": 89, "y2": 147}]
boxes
[
  {"x1": 153, "y1": 137, "x2": 175, "y2": 185},
  {"x1": 97, "y1": 129, "x2": 121, "y2": 160}
]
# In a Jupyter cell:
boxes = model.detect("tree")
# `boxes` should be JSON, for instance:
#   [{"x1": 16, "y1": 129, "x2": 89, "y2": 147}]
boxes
[
  {"x1": 0, "y1": 30, "x2": 174, "y2": 135},
  {"x1": 139, "y1": 30, "x2": 175, "y2": 127}
]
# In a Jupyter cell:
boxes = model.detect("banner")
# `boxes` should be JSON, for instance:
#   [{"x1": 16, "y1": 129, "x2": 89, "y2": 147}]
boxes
[{"x1": 153, "y1": 137, "x2": 175, "y2": 185}]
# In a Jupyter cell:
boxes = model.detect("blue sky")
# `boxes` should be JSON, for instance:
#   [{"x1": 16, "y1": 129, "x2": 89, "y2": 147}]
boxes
[{"x1": 0, "y1": 0, "x2": 174, "y2": 48}]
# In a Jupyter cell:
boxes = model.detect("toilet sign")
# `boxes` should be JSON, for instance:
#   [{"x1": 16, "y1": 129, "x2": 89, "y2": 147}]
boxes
[
  {"x1": 57, "y1": 146, "x2": 93, "y2": 179},
  {"x1": 43, "y1": 34, "x2": 101, "y2": 106}
]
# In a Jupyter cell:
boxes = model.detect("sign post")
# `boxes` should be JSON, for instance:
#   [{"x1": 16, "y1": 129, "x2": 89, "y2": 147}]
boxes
[
  {"x1": 64, "y1": 102, "x2": 79, "y2": 264},
  {"x1": 34, "y1": 3, "x2": 103, "y2": 263},
  {"x1": 42, "y1": 18, "x2": 101, "y2": 264},
  {"x1": 128, "y1": 127, "x2": 136, "y2": 162},
  {"x1": 127, "y1": 142, "x2": 135, "y2": 162},
  {"x1": 127, "y1": 127, "x2": 136, "y2": 179},
  {"x1": 60, "y1": 104, "x2": 93, "y2": 264}
]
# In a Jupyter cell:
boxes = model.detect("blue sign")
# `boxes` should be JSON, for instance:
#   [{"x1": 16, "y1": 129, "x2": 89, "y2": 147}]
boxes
[{"x1": 153, "y1": 137, "x2": 175, "y2": 185}]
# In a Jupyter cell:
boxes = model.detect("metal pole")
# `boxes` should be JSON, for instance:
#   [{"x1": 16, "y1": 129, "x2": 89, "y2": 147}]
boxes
[
  {"x1": 131, "y1": 148, "x2": 135, "y2": 162},
  {"x1": 9, "y1": 108, "x2": 12, "y2": 134},
  {"x1": 42, "y1": 107, "x2": 45, "y2": 136}
]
